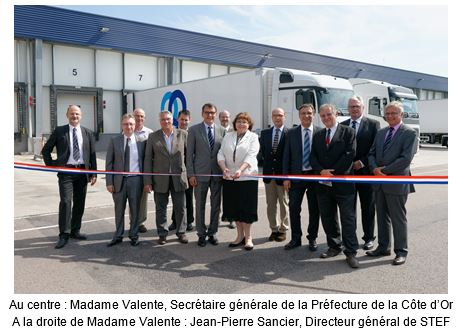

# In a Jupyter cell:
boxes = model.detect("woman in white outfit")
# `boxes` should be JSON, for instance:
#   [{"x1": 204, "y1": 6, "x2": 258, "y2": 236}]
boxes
[{"x1": 218, "y1": 112, "x2": 260, "y2": 250}]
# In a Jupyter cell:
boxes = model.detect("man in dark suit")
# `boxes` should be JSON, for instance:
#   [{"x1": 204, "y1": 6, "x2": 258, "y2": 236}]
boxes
[
  {"x1": 259, "y1": 108, "x2": 289, "y2": 242},
  {"x1": 144, "y1": 111, "x2": 189, "y2": 245},
  {"x1": 105, "y1": 113, "x2": 146, "y2": 247},
  {"x1": 367, "y1": 101, "x2": 417, "y2": 265},
  {"x1": 187, "y1": 103, "x2": 226, "y2": 247},
  {"x1": 42, "y1": 105, "x2": 97, "y2": 249},
  {"x1": 282, "y1": 104, "x2": 321, "y2": 251},
  {"x1": 311, "y1": 104, "x2": 359, "y2": 268},
  {"x1": 341, "y1": 96, "x2": 380, "y2": 250}
]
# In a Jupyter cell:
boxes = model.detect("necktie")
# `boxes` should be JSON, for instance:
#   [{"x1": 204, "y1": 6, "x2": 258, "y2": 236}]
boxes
[
  {"x1": 352, "y1": 120, "x2": 357, "y2": 130},
  {"x1": 208, "y1": 126, "x2": 214, "y2": 151},
  {"x1": 383, "y1": 127, "x2": 395, "y2": 152},
  {"x1": 72, "y1": 127, "x2": 80, "y2": 161},
  {"x1": 124, "y1": 137, "x2": 131, "y2": 172},
  {"x1": 303, "y1": 129, "x2": 310, "y2": 169},
  {"x1": 325, "y1": 128, "x2": 331, "y2": 145},
  {"x1": 272, "y1": 128, "x2": 280, "y2": 153}
]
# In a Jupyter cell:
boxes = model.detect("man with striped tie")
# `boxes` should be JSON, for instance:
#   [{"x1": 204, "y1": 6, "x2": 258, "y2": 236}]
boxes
[
  {"x1": 282, "y1": 104, "x2": 321, "y2": 251},
  {"x1": 42, "y1": 105, "x2": 97, "y2": 249},
  {"x1": 367, "y1": 101, "x2": 417, "y2": 265}
]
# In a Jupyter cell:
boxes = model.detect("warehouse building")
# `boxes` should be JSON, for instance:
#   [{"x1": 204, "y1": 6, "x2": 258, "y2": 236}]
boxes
[{"x1": 14, "y1": 5, "x2": 448, "y2": 153}]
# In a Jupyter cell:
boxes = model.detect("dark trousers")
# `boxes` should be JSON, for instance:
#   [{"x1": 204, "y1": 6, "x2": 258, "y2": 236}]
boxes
[
  {"x1": 355, "y1": 182, "x2": 376, "y2": 243},
  {"x1": 288, "y1": 180, "x2": 320, "y2": 242},
  {"x1": 112, "y1": 176, "x2": 143, "y2": 241},
  {"x1": 316, "y1": 184, "x2": 359, "y2": 256},
  {"x1": 172, "y1": 186, "x2": 194, "y2": 225},
  {"x1": 57, "y1": 173, "x2": 88, "y2": 237},
  {"x1": 154, "y1": 177, "x2": 186, "y2": 237}
]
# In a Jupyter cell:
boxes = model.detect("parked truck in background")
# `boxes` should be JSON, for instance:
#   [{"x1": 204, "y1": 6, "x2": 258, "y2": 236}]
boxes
[
  {"x1": 418, "y1": 99, "x2": 448, "y2": 147},
  {"x1": 349, "y1": 78, "x2": 421, "y2": 143},
  {"x1": 129, "y1": 67, "x2": 354, "y2": 132}
]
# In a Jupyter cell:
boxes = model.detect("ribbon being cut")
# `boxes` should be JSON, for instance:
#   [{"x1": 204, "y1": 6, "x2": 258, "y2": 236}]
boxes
[{"x1": 14, "y1": 162, "x2": 447, "y2": 185}]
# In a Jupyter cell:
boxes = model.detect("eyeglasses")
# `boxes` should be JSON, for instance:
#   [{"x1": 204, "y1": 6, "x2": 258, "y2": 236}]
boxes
[
  {"x1": 349, "y1": 105, "x2": 361, "y2": 109},
  {"x1": 385, "y1": 112, "x2": 400, "y2": 116},
  {"x1": 204, "y1": 111, "x2": 216, "y2": 115}
]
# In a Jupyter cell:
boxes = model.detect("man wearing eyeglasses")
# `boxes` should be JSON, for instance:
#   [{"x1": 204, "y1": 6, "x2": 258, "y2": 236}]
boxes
[
  {"x1": 187, "y1": 103, "x2": 226, "y2": 247},
  {"x1": 367, "y1": 101, "x2": 417, "y2": 266}
]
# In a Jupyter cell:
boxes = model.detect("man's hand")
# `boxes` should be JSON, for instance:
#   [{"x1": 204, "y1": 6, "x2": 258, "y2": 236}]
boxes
[
  {"x1": 283, "y1": 180, "x2": 291, "y2": 191},
  {"x1": 90, "y1": 176, "x2": 97, "y2": 186},
  {"x1": 373, "y1": 167, "x2": 386, "y2": 176},
  {"x1": 320, "y1": 169, "x2": 335, "y2": 176},
  {"x1": 106, "y1": 185, "x2": 114, "y2": 193},
  {"x1": 188, "y1": 176, "x2": 198, "y2": 187},
  {"x1": 144, "y1": 184, "x2": 153, "y2": 193}
]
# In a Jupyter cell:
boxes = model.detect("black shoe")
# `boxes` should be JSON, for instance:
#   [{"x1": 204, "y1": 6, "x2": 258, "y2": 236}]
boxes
[
  {"x1": 107, "y1": 238, "x2": 122, "y2": 247},
  {"x1": 275, "y1": 232, "x2": 287, "y2": 242},
  {"x1": 208, "y1": 235, "x2": 219, "y2": 245},
  {"x1": 69, "y1": 232, "x2": 87, "y2": 240},
  {"x1": 320, "y1": 248, "x2": 342, "y2": 258},
  {"x1": 198, "y1": 236, "x2": 206, "y2": 247},
  {"x1": 168, "y1": 223, "x2": 177, "y2": 231},
  {"x1": 158, "y1": 236, "x2": 167, "y2": 245},
  {"x1": 268, "y1": 232, "x2": 278, "y2": 241},
  {"x1": 55, "y1": 237, "x2": 68, "y2": 249},
  {"x1": 392, "y1": 256, "x2": 406, "y2": 265},
  {"x1": 178, "y1": 234, "x2": 189, "y2": 244},
  {"x1": 366, "y1": 248, "x2": 391, "y2": 257},
  {"x1": 363, "y1": 240, "x2": 374, "y2": 250},
  {"x1": 186, "y1": 223, "x2": 193, "y2": 231},
  {"x1": 138, "y1": 225, "x2": 147, "y2": 233},
  {"x1": 308, "y1": 240, "x2": 318, "y2": 252},
  {"x1": 229, "y1": 237, "x2": 245, "y2": 248},
  {"x1": 284, "y1": 240, "x2": 301, "y2": 250},
  {"x1": 130, "y1": 239, "x2": 140, "y2": 246},
  {"x1": 346, "y1": 255, "x2": 360, "y2": 268}
]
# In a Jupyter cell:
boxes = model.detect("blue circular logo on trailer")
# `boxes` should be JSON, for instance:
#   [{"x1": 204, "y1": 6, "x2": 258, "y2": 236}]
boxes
[{"x1": 160, "y1": 90, "x2": 187, "y2": 127}]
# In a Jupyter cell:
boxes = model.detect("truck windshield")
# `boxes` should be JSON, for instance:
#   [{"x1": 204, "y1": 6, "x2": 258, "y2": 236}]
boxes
[
  {"x1": 317, "y1": 88, "x2": 354, "y2": 116},
  {"x1": 393, "y1": 98, "x2": 419, "y2": 119}
]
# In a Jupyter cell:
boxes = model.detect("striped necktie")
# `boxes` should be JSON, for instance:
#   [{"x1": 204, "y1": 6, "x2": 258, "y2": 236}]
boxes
[
  {"x1": 272, "y1": 128, "x2": 280, "y2": 153},
  {"x1": 325, "y1": 128, "x2": 331, "y2": 146},
  {"x1": 303, "y1": 129, "x2": 310, "y2": 169},
  {"x1": 72, "y1": 127, "x2": 80, "y2": 161},
  {"x1": 352, "y1": 120, "x2": 357, "y2": 130},
  {"x1": 208, "y1": 126, "x2": 214, "y2": 151},
  {"x1": 383, "y1": 127, "x2": 395, "y2": 152}
]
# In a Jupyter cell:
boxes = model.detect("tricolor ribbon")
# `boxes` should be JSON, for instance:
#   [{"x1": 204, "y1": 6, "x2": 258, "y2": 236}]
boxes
[{"x1": 14, "y1": 162, "x2": 447, "y2": 185}]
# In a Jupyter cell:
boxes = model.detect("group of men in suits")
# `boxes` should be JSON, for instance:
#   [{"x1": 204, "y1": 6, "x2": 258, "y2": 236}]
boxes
[
  {"x1": 258, "y1": 97, "x2": 417, "y2": 268},
  {"x1": 43, "y1": 98, "x2": 417, "y2": 268}
]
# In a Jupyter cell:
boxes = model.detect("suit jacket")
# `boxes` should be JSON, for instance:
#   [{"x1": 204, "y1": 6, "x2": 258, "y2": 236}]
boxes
[
  {"x1": 144, "y1": 128, "x2": 188, "y2": 193},
  {"x1": 186, "y1": 122, "x2": 226, "y2": 181},
  {"x1": 282, "y1": 125, "x2": 321, "y2": 183},
  {"x1": 341, "y1": 117, "x2": 380, "y2": 175},
  {"x1": 105, "y1": 134, "x2": 146, "y2": 192},
  {"x1": 311, "y1": 123, "x2": 356, "y2": 194},
  {"x1": 42, "y1": 124, "x2": 97, "y2": 180},
  {"x1": 368, "y1": 124, "x2": 417, "y2": 195},
  {"x1": 259, "y1": 126, "x2": 289, "y2": 185}
]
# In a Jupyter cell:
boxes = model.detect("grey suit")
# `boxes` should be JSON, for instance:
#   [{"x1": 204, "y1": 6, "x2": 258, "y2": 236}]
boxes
[
  {"x1": 144, "y1": 129, "x2": 188, "y2": 237},
  {"x1": 106, "y1": 134, "x2": 145, "y2": 241},
  {"x1": 186, "y1": 122, "x2": 226, "y2": 238},
  {"x1": 368, "y1": 124, "x2": 417, "y2": 257}
]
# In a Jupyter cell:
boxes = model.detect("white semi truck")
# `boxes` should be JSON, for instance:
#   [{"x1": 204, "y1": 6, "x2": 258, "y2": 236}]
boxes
[
  {"x1": 349, "y1": 78, "x2": 421, "y2": 141},
  {"x1": 129, "y1": 67, "x2": 354, "y2": 132},
  {"x1": 418, "y1": 99, "x2": 448, "y2": 147}
]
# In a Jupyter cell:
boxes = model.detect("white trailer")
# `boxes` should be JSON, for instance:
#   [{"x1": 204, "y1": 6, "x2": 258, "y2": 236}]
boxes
[
  {"x1": 418, "y1": 99, "x2": 448, "y2": 146},
  {"x1": 349, "y1": 78, "x2": 421, "y2": 141},
  {"x1": 130, "y1": 68, "x2": 354, "y2": 133}
]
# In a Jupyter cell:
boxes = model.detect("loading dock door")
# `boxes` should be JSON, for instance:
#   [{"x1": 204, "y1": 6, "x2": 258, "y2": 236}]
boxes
[{"x1": 56, "y1": 94, "x2": 96, "y2": 131}]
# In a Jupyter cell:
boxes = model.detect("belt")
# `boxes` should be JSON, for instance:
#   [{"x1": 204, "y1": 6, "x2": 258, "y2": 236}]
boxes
[
  {"x1": 65, "y1": 164, "x2": 85, "y2": 168},
  {"x1": 302, "y1": 170, "x2": 314, "y2": 175}
]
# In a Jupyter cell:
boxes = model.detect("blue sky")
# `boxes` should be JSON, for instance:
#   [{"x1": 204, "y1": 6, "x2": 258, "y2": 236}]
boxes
[{"x1": 57, "y1": 5, "x2": 448, "y2": 77}]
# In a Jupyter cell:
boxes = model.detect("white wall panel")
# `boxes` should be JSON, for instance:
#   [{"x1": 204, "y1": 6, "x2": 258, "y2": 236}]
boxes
[
  {"x1": 124, "y1": 54, "x2": 157, "y2": 90},
  {"x1": 229, "y1": 66, "x2": 248, "y2": 74},
  {"x1": 42, "y1": 43, "x2": 53, "y2": 85},
  {"x1": 102, "y1": 90, "x2": 123, "y2": 133},
  {"x1": 210, "y1": 64, "x2": 228, "y2": 77},
  {"x1": 15, "y1": 40, "x2": 28, "y2": 83},
  {"x1": 182, "y1": 61, "x2": 208, "y2": 82},
  {"x1": 53, "y1": 45, "x2": 94, "y2": 86},
  {"x1": 96, "y1": 50, "x2": 123, "y2": 90}
]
